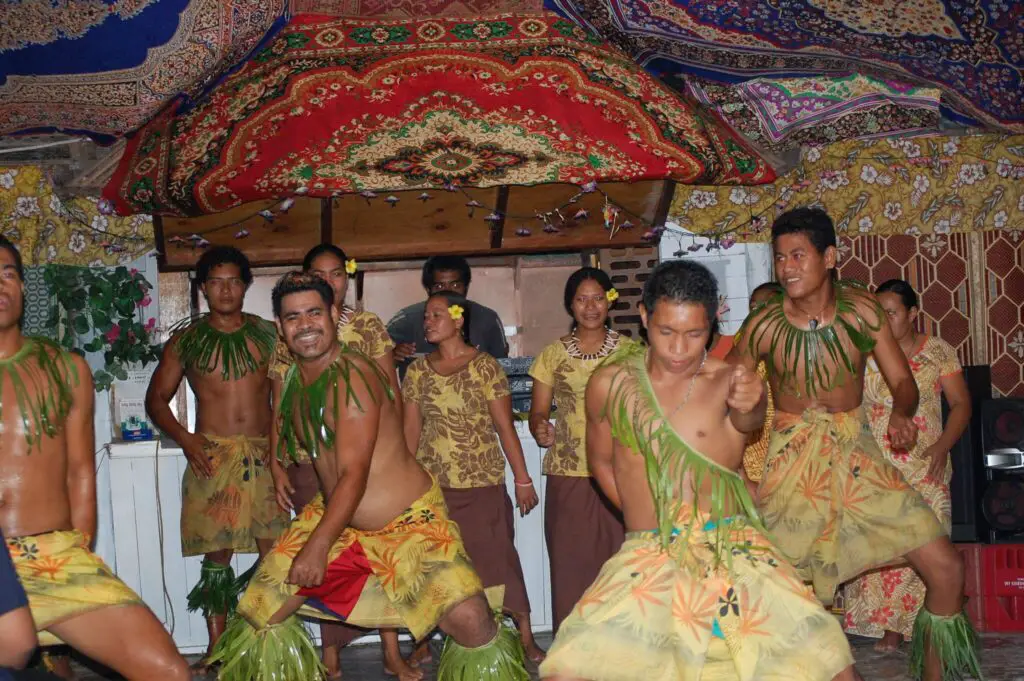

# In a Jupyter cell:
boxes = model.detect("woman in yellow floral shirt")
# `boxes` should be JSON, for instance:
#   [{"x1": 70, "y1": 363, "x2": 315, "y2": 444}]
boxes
[
  {"x1": 528, "y1": 267, "x2": 625, "y2": 632},
  {"x1": 267, "y1": 244, "x2": 406, "y2": 680},
  {"x1": 403, "y1": 293, "x2": 544, "y2": 663},
  {"x1": 843, "y1": 279, "x2": 972, "y2": 653}
]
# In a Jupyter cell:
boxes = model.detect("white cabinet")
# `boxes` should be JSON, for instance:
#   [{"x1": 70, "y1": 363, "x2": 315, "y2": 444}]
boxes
[{"x1": 106, "y1": 421, "x2": 552, "y2": 653}]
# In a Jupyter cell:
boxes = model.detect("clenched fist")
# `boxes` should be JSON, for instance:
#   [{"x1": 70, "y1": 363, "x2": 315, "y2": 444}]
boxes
[{"x1": 726, "y1": 365, "x2": 765, "y2": 415}]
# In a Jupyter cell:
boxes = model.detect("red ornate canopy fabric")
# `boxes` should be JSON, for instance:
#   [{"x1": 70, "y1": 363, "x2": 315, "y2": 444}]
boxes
[{"x1": 104, "y1": 13, "x2": 774, "y2": 216}]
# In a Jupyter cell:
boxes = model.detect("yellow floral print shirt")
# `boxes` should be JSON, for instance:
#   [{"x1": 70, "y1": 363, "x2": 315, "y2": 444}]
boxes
[
  {"x1": 529, "y1": 330, "x2": 623, "y2": 476},
  {"x1": 403, "y1": 353, "x2": 510, "y2": 489},
  {"x1": 269, "y1": 307, "x2": 394, "y2": 380}
]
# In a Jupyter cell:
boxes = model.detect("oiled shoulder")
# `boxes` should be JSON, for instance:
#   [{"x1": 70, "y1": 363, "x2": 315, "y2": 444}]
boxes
[{"x1": 733, "y1": 298, "x2": 778, "y2": 358}]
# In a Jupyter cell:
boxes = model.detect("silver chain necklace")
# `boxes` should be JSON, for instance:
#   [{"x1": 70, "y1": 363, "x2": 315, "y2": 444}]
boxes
[{"x1": 648, "y1": 348, "x2": 707, "y2": 420}]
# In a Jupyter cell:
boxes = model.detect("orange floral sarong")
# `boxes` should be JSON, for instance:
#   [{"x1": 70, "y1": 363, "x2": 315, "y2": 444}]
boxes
[
  {"x1": 759, "y1": 408, "x2": 944, "y2": 605},
  {"x1": 540, "y1": 510, "x2": 853, "y2": 681},
  {"x1": 6, "y1": 530, "x2": 142, "y2": 647},
  {"x1": 238, "y1": 481, "x2": 500, "y2": 640},
  {"x1": 180, "y1": 434, "x2": 289, "y2": 556}
]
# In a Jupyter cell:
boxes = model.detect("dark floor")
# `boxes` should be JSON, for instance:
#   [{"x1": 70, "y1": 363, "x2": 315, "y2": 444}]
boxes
[{"x1": 60, "y1": 631, "x2": 1018, "y2": 680}]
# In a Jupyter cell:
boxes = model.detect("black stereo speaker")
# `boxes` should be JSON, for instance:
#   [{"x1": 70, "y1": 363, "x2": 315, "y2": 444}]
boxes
[
  {"x1": 948, "y1": 365, "x2": 992, "y2": 542},
  {"x1": 979, "y1": 398, "x2": 1024, "y2": 543}
]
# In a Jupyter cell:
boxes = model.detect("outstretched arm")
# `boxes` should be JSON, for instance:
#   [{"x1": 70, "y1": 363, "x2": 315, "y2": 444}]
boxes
[
  {"x1": 865, "y1": 296, "x2": 920, "y2": 449},
  {"x1": 289, "y1": 361, "x2": 381, "y2": 587},
  {"x1": 66, "y1": 355, "x2": 97, "y2": 544},
  {"x1": 726, "y1": 364, "x2": 768, "y2": 434},
  {"x1": 585, "y1": 369, "x2": 620, "y2": 509},
  {"x1": 725, "y1": 307, "x2": 765, "y2": 371}
]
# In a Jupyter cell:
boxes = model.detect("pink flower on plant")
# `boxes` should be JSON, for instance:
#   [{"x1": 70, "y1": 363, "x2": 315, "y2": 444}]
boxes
[
  {"x1": 145, "y1": 318, "x2": 156, "y2": 331},
  {"x1": 105, "y1": 325, "x2": 121, "y2": 344},
  {"x1": 130, "y1": 268, "x2": 139, "y2": 276},
  {"x1": 137, "y1": 295, "x2": 152, "y2": 308}
]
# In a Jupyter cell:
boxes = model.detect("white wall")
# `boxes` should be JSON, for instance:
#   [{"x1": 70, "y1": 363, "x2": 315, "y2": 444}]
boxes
[
  {"x1": 658, "y1": 223, "x2": 772, "y2": 334},
  {"x1": 86, "y1": 252, "x2": 159, "y2": 568}
]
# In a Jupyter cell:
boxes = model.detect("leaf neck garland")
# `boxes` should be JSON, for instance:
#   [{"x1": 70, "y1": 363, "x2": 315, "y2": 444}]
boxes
[
  {"x1": 736, "y1": 280, "x2": 883, "y2": 400},
  {"x1": 601, "y1": 341, "x2": 764, "y2": 565},
  {"x1": 0, "y1": 337, "x2": 79, "y2": 450},
  {"x1": 277, "y1": 345, "x2": 393, "y2": 463},
  {"x1": 170, "y1": 313, "x2": 277, "y2": 381}
]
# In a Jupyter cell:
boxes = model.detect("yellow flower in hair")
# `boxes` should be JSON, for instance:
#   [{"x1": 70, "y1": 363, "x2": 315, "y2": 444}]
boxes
[
  {"x1": 448, "y1": 304, "x2": 465, "y2": 320},
  {"x1": 606, "y1": 288, "x2": 619, "y2": 303},
  {"x1": 345, "y1": 259, "x2": 357, "y2": 275}
]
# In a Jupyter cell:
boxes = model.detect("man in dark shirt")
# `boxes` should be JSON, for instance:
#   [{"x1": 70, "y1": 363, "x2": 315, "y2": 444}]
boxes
[{"x1": 387, "y1": 255, "x2": 509, "y2": 377}]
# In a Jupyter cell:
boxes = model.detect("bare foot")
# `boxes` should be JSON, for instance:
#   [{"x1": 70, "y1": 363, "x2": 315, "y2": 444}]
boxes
[
  {"x1": 873, "y1": 630, "x2": 902, "y2": 653},
  {"x1": 407, "y1": 642, "x2": 432, "y2": 668},
  {"x1": 384, "y1": 650, "x2": 424, "y2": 681},
  {"x1": 523, "y1": 639, "x2": 547, "y2": 663}
]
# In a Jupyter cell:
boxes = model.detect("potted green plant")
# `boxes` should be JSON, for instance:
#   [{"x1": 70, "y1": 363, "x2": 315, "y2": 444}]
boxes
[{"x1": 43, "y1": 265, "x2": 162, "y2": 391}]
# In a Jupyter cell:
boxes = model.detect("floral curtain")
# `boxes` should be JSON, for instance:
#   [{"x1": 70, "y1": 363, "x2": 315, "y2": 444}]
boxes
[
  {"x1": 670, "y1": 134, "x2": 1024, "y2": 243},
  {"x1": 0, "y1": 165, "x2": 153, "y2": 266}
]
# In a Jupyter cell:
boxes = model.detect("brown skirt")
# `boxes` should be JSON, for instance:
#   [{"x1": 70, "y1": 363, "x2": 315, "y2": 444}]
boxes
[
  {"x1": 287, "y1": 462, "x2": 364, "y2": 648},
  {"x1": 545, "y1": 475, "x2": 625, "y2": 632},
  {"x1": 441, "y1": 485, "x2": 531, "y2": 615}
]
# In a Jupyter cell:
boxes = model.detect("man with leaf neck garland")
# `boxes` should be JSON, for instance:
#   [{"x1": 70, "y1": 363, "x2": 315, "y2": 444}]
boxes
[
  {"x1": 212, "y1": 272, "x2": 530, "y2": 681},
  {"x1": 540, "y1": 259, "x2": 857, "y2": 681},
  {"x1": 0, "y1": 237, "x2": 191, "y2": 681},
  {"x1": 145, "y1": 246, "x2": 288, "y2": 670},
  {"x1": 727, "y1": 208, "x2": 978, "y2": 681}
]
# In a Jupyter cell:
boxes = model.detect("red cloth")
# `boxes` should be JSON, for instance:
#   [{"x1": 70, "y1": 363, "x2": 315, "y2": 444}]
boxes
[{"x1": 297, "y1": 540, "x2": 372, "y2": 620}]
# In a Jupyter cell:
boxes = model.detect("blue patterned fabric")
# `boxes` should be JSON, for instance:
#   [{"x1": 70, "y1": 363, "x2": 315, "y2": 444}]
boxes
[
  {"x1": 0, "y1": 0, "x2": 286, "y2": 140},
  {"x1": 545, "y1": 0, "x2": 1023, "y2": 132}
]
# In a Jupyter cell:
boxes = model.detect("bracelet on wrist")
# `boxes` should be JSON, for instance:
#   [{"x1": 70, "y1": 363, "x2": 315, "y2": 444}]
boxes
[{"x1": 514, "y1": 479, "x2": 534, "y2": 487}]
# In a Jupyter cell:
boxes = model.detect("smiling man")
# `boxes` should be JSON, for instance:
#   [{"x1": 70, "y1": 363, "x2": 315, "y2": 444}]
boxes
[
  {"x1": 727, "y1": 208, "x2": 979, "y2": 681},
  {"x1": 145, "y1": 246, "x2": 287, "y2": 670},
  {"x1": 213, "y1": 272, "x2": 529, "y2": 681}
]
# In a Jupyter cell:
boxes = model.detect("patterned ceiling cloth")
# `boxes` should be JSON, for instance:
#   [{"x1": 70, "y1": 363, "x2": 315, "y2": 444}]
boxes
[
  {"x1": 682, "y1": 74, "x2": 943, "y2": 156},
  {"x1": 290, "y1": 0, "x2": 543, "y2": 14},
  {"x1": 0, "y1": 0, "x2": 285, "y2": 141},
  {"x1": 103, "y1": 13, "x2": 775, "y2": 217},
  {"x1": 546, "y1": 0, "x2": 1024, "y2": 133},
  {"x1": 1, "y1": 165, "x2": 152, "y2": 267},
  {"x1": 668, "y1": 134, "x2": 1024, "y2": 243}
]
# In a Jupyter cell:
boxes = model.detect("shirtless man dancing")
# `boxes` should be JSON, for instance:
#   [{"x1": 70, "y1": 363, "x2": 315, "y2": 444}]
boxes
[
  {"x1": 0, "y1": 236, "x2": 191, "y2": 681},
  {"x1": 727, "y1": 207, "x2": 980, "y2": 681},
  {"x1": 540, "y1": 259, "x2": 856, "y2": 681},
  {"x1": 211, "y1": 272, "x2": 529, "y2": 681},
  {"x1": 146, "y1": 246, "x2": 288, "y2": 669}
]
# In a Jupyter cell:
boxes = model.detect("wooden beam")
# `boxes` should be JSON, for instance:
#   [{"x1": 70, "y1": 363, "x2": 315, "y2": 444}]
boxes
[
  {"x1": 152, "y1": 215, "x2": 169, "y2": 272},
  {"x1": 490, "y1": 186, "x2": 509, "y2": 249},
  {"x1": 320, "y1": 198, "x2": 332, "y2": 246},
  {"x1": 652, "y1": 179, "x2": 675, "y2": 228}
]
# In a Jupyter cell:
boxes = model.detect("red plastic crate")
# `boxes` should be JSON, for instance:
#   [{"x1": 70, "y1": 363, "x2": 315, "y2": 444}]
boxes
[
  {"x1": 956, "y1": 544, "x2": 1024, "y2": 597},
  {"x1": 966, "y1": 595, "x2": 1024, "y2": 633},
  {"x1": 958, "y1": 544, "x2": 984, "y2": 597},
  {"x1": 983, "y1": 544, "x2": 1024, "y2": 596}
]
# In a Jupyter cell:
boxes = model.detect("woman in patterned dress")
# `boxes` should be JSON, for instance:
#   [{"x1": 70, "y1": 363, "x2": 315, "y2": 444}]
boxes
[
  {"x1": 843, "y1": 279, "x2": 972, "y2": 652},
  {"x1": 528, "y1": 267, "x2": 625, "y2": 632},
  {"x1": 403, "y1": 293, "x2": 544, "y2": 663},
  {"x1": 267, "y1": 244, "x2": 409, "y2": 680}
]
